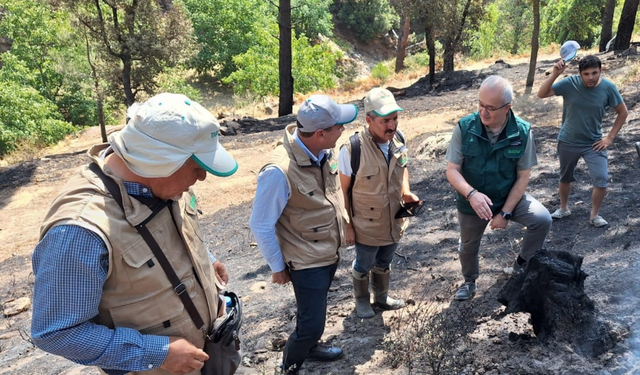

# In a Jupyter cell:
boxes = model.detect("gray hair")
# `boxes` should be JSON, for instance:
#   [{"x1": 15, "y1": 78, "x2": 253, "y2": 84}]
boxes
[{"x1": 480, "y1": 75, "x2": 513, "y2": 105}]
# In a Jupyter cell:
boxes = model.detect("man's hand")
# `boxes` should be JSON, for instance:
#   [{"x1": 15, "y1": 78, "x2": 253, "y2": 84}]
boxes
[
  {"x1": 213, "y1": 260, "x2": 228, "y2": 286},
  {"x1": 553, "y1": 59, "x2": 566, "y2": 76},
  {"x1": 469, "y1": 191, "x2": 493, "y2": 220},
  {"x1": 345, "y1": 224, "x2": 356, "y2": 246},
  {"x1": 593, "y1": 137, "x2": 613, "y2": 151},
  {"x1": 402, "y1": 192, "x2": 420, "y2": 204},
  {"x1": 160, "y1": 337, "x2": 208, "y2": 375},
  {"x1": 489, "y1": 214, "x2": 509, "y2": 230},
  {"x1": 271, "y1": 269, "x2": 290, "y2": 285}
]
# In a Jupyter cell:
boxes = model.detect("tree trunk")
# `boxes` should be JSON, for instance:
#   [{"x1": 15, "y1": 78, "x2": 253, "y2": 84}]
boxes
[
  {"x1": 525, "y1": 0, "x2": 540, "y2": 87},
  {"x1": 425, "y1": 25, "x2": 436, "y2": 85},
  {"x1": 443, "y1": 44, "x2": 455, "y2": 72},
  {"x1": 599, "y1": 0, "x2": 616, "y2": 52},
  {"x1": 278, "y1": 0, "x2": 294, "y2": 116},
  {"x1": 443, "y1": 0, "x2": 473, "y2": 72},
  {"x1": 613, "y1": 0, "x2": 639, "y2": 51},
  {"x1": 395, "y1": 14, "x2": 411, "y2": 73},
  {"x1": 122, "y1": 57, "x2": 135, "y2": 107}
]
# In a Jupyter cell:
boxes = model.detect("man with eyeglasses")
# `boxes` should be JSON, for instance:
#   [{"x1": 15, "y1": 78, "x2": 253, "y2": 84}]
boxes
[
  {"x1": 538, "y1": 55, "x2": 627, "y2": 228},
  {"x1": 445, "y1": 75, "x2": 552, "y2": 301}
]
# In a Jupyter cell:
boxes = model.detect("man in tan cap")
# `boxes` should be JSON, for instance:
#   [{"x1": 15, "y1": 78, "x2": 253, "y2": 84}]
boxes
[
  {"x1": 31, "y1": 93, "x2": 240, "y2": 375},
  {"x1": 338, "y1": 87, "x2": 419, "y2": 318},
  {"x1": 250, "y1": 95, "x2": 357, "y2": 374}
]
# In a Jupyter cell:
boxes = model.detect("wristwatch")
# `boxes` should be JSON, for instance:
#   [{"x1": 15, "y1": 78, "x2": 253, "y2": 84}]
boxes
[{"x1": 501, "y1": 211, "x2": 512, "y2": 220}]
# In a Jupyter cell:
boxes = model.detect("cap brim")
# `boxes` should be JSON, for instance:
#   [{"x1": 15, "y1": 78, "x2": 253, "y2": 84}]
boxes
[
  {"x1": 563, "y1": 50, "x2": 578, "y2": 61},
  {"x1": 334, "y1": 104, "x2": 358, "y2": 125},
  {"x1": 192, "y1": 144, "x2": 238, "y2": 177},
  {"x1": 373, "y1": 104, "x2": 404, "y2": 117}
]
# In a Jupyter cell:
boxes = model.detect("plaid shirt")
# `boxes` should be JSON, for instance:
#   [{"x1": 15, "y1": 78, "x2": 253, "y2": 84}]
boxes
[{"x1": 31, "y1": 181, "x2": 214, "y2": 374}]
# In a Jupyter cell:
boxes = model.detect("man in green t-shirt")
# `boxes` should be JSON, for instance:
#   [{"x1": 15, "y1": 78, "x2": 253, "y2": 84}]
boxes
[{"x1": 538, "y1": 55, "x2": 628, "y2": 227}]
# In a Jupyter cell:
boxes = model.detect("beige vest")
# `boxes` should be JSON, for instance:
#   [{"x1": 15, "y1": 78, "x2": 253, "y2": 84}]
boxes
[
  {"x1": 344, "y1": 127, "x2": 409, "y2": 246},
  {"x1": 39, "y1": 144, "x2": 219, "y2": 375},
  {"x1": 261, "y1": 124, "x2": 346, "y2": 270}
]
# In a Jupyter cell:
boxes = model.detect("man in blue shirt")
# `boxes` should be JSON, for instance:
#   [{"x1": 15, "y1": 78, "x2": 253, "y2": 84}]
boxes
[
  {"x1": 249, "y1": 95, "x2": 357, "y2": 374},
  {"x1": 538, "y1": 55, "x2": 628, "y2": 227},
  {"x1": 31, "y1": 93, "x2": 239, "y2": 375}
]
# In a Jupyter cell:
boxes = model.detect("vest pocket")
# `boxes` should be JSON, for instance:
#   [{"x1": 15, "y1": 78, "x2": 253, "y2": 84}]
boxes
[{"x1": 109, "y1": 275, "x2": 198, "y2": 331}]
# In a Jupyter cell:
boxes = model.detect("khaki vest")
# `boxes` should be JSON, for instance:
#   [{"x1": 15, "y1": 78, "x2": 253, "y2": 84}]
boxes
[
  {"x1": 343, "y1": 128, "x2": 408, "y2": 246},
  {"x1": 261, "y1": 124, "x2": 346, "y2": 270},
  {"x1": 39, "y1": 144, "x2": 219, "y2": 375}
]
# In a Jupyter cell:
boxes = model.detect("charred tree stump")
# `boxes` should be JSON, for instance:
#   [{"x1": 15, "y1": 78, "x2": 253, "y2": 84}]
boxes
[{"x1": 497, "y1": 250, "x2": 617, "y2": 356}]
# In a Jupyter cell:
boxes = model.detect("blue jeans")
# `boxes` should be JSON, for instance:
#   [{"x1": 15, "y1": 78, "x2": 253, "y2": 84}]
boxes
[
  {"x1": 283, "y1": 263, "x2": 338, "y2": 372},
  {"x1": 353, "y1": 242, "x2": 399, "y2": 274}
]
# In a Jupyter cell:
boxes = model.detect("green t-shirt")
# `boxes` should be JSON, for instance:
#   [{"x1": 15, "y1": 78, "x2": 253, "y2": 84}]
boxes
[{"x1": 552, "y1": 76, "x2": 624, "y2": 146}]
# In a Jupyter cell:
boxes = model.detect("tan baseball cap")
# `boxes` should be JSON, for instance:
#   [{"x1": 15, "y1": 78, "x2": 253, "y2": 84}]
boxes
[
  {"x1": 364, "y1": 87, "x2": 403, "y2": 116},
  {"x1": 109, "y1": 93, "x2": 238, "y2": 178}
]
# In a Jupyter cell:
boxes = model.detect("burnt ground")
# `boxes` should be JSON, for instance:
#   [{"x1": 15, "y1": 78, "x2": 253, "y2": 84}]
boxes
[{"x1": 1, "y1": 51, "x2": 640, "y2": 375}]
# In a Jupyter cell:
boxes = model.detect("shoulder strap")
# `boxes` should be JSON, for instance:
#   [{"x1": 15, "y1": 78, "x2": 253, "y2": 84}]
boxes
[
  {"x1": 88, "y1": 163, "x2": 207, "y2": 336},
  {"x1": 395, "y1": 129, "x2": 406, "y2": 144},
  {"x1": 348, "y1": 133, "x2": 360, "y2": 216}
]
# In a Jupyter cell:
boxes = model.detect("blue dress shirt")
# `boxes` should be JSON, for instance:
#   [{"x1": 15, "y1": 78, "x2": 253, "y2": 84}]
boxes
[{"x1": 31, "y1": 181, "x2": 214, "y2": 374}]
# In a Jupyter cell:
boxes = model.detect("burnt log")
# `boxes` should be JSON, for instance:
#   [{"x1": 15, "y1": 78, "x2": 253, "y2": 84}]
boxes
[{"x1": 497, "y1": 250, "x2": 618, "y2": 356}]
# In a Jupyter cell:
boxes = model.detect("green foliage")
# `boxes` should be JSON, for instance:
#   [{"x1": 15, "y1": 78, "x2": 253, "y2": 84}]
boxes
[
  {"x1": 405, "y1": 50, "x2": 431, "y2": 70},
  {"x1": 371, "y1": 62, "x2": 391, "y2": 82},
  {"x1": 541, "y1": 0, "x2": 604, "y2": 47},
  {"x1": 182, "y1": 0, "x2": 269, "y2": 77},
  {"x1": 0, "y1": 81, "x2": 75, "y2": 155},
  {"x1": 465, "y1": 3, "x2": 499, "y2": 59},
  {"x1": 155, "y1": 66, "x2": 203, "y2": 102},
  {"x1": 222, "y1": 23, "x2": 341, "y2": 98},
  {"x1": 332, "y1": 0, "x2": 398, "y2": 42},
  {"x1": 291, "y1": 0, "x2": 334, "y2": 39},
  {"x1": 496, "y1": 0, "x2": 532, "y2": 55},
  {"x1": 0, "y1": 0, "x2": 74, "y2": 101}
]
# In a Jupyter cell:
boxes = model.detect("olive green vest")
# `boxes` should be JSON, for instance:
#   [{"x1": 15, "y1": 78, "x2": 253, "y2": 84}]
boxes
[
  {"x1": 342, "y1": 127, "x2": 409, "y2": 246},
  {"x1": 40, "y1": 145, "x2": 220, "y2": 375},
  {"x1": 456, "y1": 111, "x2": 530, "y2": 216},
  {"x1": 261, "y1": 124, "x2": 346, "y2": 270}
]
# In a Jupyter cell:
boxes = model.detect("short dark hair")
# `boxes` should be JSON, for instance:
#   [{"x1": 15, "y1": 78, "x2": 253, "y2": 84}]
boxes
[
  {"x1": 296, "y1": 120, "x2": 335, "y2": 138},
  {"x1": 579, "y1": 55, "x2": 601, "y2": 72}
]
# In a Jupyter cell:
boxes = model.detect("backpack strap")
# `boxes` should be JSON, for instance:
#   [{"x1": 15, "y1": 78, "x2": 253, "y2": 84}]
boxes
[
  {"x1": 395, "y1": 129, "x2": 406, "y2": 144},
  {"x1": 347, "y1": 132, "x2": 360, "y2": 216}
]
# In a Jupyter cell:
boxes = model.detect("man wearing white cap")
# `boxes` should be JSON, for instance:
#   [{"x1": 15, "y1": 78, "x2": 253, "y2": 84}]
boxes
[
  {"x1": 538, "y1": 55, "x2": 628, "y2": 228},
  {"x1": 338, "y1": 87, "x2": 419, "y2": 318},
  {"x1": 32, "y1": 93, "x2": 240, "y2": 375},
  {"x1": 249, "y1": 95, "x2": 357, "y2": 374}
]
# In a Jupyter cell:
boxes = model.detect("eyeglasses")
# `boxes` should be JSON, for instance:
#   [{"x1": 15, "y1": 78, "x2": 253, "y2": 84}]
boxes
[{"x1": 478, "y1": 101, "x2": 510, "y2": 112}]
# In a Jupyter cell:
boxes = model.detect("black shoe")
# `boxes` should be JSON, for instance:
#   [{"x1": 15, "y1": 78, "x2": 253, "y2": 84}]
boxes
[{"x1": 307, "y1": 343, "x2": 343, "y2": 362}]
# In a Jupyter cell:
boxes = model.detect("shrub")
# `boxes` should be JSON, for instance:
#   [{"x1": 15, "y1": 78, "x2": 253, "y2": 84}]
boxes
[
  {"x1": 331, "y1": 0, "x2": 398, "y2": 42},
  {"x1": 0, "y1": 81, "x2": 75, "y2": 155},
  {"x1": 371, "y1": 62, "x2": 391, "y2": 83},
  {"x1": 223, "y1": 23, "x2": 340, "y2": 98},
  {"x1": 155, "y1": 66, "x2": 203, "y2": 102}
]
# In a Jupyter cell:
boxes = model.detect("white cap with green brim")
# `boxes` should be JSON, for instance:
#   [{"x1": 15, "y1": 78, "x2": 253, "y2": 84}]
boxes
[
  {"x1": 110, "y1": 93, "x2": 239, "y2": 178},
  {"x1": 560, "y1": 40, "x2": 581, "y2": 62}
]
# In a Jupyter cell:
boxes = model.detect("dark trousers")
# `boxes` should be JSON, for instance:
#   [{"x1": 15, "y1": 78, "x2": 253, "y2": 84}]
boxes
[{"x1": 282, "y1": 263, "x2": 338, "y2": 372}]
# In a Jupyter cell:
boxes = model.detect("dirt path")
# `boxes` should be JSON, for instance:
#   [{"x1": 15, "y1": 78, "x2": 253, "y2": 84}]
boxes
[{"x1": 2, "y1": 52, "x2": 640, "y2": 374}]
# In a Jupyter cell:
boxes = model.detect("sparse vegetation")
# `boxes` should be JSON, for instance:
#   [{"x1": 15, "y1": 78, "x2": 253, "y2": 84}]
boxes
[{"x1": 385, "y1": 289, "x2": 476, "y2": 375}]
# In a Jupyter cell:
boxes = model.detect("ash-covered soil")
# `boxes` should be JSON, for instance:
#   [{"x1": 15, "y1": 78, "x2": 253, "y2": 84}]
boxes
[{"x1": 1, "y1": 51, "x2": 640, "y2": 375}]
